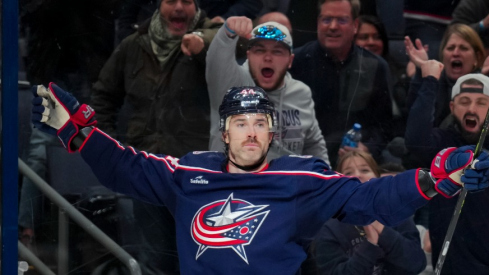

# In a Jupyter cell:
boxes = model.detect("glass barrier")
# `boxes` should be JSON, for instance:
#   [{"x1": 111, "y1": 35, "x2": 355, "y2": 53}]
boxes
[{"x1": 11, "y1": 0, "x2": 489, "y2": 274}]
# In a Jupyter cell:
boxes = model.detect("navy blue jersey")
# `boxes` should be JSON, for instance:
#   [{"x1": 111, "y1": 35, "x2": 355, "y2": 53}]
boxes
[{"x1": 80, "y1": 128, "x2": 429, "y2": 274}]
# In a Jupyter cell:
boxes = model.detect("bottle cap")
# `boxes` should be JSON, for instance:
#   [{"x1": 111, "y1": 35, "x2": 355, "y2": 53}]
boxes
[
  {"x1": 353, "y1": 123, "x2": 361, "y2": 131},
  {"x1": 18, "y1": 261, "x2": 29, "y2": 275}
]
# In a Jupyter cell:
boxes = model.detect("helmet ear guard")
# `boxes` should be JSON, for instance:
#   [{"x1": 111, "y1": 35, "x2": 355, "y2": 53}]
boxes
[{"x1": 219, "y1": 86, "x2": 277, "y2": 132}]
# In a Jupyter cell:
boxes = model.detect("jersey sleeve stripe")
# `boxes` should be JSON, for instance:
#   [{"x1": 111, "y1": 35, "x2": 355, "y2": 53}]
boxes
[
  {"x1": 177, "y1": 165, "x2": 223, "y2": 174},
  {"x1": 93, "y1": 128, "x2": 178, "y2": 173},
  {"x1": 257, "y1": 170, "x2": 343, "y2": 180}
]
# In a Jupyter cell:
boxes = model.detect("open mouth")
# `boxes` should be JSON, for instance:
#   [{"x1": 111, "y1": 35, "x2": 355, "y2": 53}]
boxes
[
  {"x1": 170, "y1": 16, "x2": 187, "y2": 30},
  {"x1": 465, "y1": 116, "x2": 478, "y2": 130},
  {"x1": 451, "y1": 60, "x2": 463, "y2": 72},
  {"x1": 261, "y1": 68, "x2": 274, "y2": 78}
]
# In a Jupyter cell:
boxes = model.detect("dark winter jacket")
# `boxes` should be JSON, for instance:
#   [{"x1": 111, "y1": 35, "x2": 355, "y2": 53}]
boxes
[
  {"x1": 451, "y1": 0, "x2": 489, "y2": 49},
  {"x1": 91, "y1": 13, "x2": 221, "y2": 156},
  {"x1": 404, "y1": 75, "x2": 489, "y2": 167},
  {"x1": 311, "y1": 218, "x2": 426, "y2": 275},
  {"x1": 406, "y1": 69, "x2": 456, "y2": 129},
  {"x1": 290, "y1": 42, "x2": 393, "y2": 167},
  {"x1": 404, "y1": 75, "x2": 489, "y2": 274}
]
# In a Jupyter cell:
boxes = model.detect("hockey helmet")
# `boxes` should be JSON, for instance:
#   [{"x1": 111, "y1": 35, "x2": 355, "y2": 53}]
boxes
[{"x1": 219, "y1": 86, "x2": 277, "y2": 132}]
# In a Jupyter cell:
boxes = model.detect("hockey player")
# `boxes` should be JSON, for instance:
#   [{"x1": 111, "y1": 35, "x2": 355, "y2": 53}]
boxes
[{"x1": 31, "y1": 84, "x2": 489, "y2": 274}]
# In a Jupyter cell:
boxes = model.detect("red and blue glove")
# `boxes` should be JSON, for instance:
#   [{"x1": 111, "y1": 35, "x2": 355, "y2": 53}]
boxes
[
  {"x1": 431, "y1": 146, "x2": 489, "y2": 197},
  {"x1": 31, "y1": 82, "x2": 97, "y2": 152},
  {"x1": 461, "y1": 151, "x2": 489, "y2": 191}
]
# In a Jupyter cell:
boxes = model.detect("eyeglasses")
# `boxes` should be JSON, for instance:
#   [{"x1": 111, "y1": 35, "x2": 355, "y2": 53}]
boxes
[{"x1": 319, "y1": 16, "x2": 351, "y2": 25}]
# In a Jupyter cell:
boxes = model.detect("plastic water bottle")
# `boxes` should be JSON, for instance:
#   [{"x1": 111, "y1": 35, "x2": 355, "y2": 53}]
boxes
[
  {"x1": 341, "y1": 123, "x2": 362, "y2": 148},
  {"x1": 18, "y1": 261, "x2": 28, "y2": 275}
]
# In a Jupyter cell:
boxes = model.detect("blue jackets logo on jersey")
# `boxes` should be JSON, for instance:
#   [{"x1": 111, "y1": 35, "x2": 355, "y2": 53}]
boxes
[{"x1": 191, "y1": 193, "x2": 270, "y2": 264}]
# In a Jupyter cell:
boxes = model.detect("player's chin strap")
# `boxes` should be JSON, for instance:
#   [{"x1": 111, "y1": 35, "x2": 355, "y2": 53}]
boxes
[
  {"x1": 417, "y1": 169, "x2": 439, "y2": 198},
  {"x1": 228, "y1": 154, "x2": 268, "y2": 172},
  {"x1": 226, "y1": 142, "x2": 271, "y2": 172},
  {"x1": 224, "y1": 133, "x2": 275, "y2": 172}
]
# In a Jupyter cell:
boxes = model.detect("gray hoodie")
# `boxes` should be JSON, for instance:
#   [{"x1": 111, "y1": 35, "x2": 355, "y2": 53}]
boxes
[{"x1": 206, "y1": 26, "x2": 330, "y2": 165}]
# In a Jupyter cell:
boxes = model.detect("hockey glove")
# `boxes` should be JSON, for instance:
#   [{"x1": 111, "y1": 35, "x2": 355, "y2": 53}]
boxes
[
  {"x1": 460, "y1": 150, "x2": 489, "y2": 192},
  {"x1": 430, "y1": 146, "x2": 474, "y2": 197},
  {"x1": 31, "y1": 83, "x2": 96, "y2": 152}
]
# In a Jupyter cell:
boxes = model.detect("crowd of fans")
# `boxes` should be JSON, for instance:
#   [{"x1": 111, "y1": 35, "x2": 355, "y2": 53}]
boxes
[{"x1": 16, "y1": 0, "x2": 489, "y2": 274}]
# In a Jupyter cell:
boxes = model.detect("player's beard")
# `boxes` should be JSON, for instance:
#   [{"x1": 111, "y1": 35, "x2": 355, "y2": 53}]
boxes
[
  {"x1": 249, "y1": 64, "x2": 288, "y2": 92},
  {"x1": 454, "y1": 114, "x2": 481, "y2": 144}
]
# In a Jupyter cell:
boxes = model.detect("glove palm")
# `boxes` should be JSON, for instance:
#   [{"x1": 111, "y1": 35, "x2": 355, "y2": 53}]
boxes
[{"x1": 31, "y1": 83, "x2": 96, "y2": 152}]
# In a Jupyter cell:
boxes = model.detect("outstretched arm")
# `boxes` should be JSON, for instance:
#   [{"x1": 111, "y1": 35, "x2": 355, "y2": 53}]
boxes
[
  {"x1": 324, "y1": 146, "x2": 489, "y2": 226},
  {"x1": 31, "y1": 83, "x2": 182, "y2": 208},
  {"x1": 31, "y1": 83, "x2": 97, "y2": 152},
  {"x1": 181, "y1": 18, "x2": 221, "y2": 60}
]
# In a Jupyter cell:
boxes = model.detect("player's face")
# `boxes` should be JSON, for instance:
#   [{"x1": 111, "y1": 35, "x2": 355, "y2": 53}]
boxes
[
  {"x1": 450, "y1": 87, "x2": 489, "y2": 138},
  {"x1": 355, "y1": 22, "x2": 383, "y2": 56},
  {"x1": 442, "y1": 34, "x2": 478, "y2": 81},
  {"x1": 317, "y1": 1, "x2": 358, "y2": 59},
  {"x1": 224, "y1": 114, "x2": 273, "y2": 171},
  {"x1": 340, "y1": 156, "x2": 377, "y2": 183},
  {"x1": 160, "y1": 0, "x2": 196, "y2": 36},
  {"x1": 247, "y1": 40, "x2": 294, "y2": 92}
]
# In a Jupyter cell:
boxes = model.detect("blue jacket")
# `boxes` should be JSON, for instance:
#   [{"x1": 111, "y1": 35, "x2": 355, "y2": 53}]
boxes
[{"x1": 79, "y1": 128, "x2": 430, "y2": 274}]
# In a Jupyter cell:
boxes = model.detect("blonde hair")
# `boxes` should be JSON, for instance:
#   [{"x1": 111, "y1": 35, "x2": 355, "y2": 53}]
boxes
[
  {"x1": 336, "y1": 151, "x2": 381, "y2": 178},
  {"x1": 439, "y1": 24, "x2": 486, "y2": 70}
]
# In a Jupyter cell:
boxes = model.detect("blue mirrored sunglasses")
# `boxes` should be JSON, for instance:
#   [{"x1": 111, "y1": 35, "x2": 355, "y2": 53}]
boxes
[{"x1": 253, "y1": 26, "x2": 286, "y2": 42}]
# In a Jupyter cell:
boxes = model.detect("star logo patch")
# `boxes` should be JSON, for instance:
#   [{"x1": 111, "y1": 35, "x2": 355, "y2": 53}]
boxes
[{"x1": 191, "y1": 193, "x2": 269, "y2": 264}]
